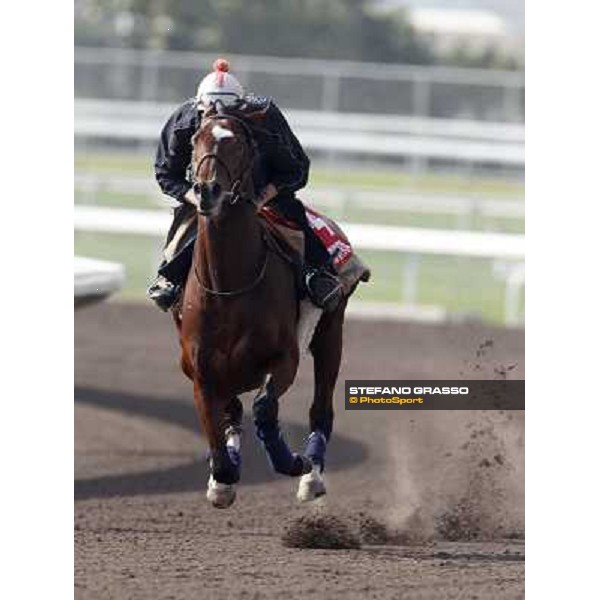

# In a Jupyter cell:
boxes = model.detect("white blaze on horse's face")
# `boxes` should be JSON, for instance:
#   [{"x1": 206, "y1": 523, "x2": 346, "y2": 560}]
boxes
[{"x1": 212, "y1": 124, "x2": 235, "y2": 142}]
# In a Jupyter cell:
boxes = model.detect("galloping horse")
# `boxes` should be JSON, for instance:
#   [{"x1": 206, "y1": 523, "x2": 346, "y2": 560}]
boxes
[{"x1": 175, "y1": 108, "x2": 350, "y2": 508}]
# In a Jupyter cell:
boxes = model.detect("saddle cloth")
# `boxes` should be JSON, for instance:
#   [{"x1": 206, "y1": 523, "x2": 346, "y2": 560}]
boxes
[{"x1": 259, "y1": 202, "x2": 371, "y2": 297}]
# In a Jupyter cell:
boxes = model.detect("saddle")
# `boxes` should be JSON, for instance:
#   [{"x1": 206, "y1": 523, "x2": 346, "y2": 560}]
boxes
[
  {"x1": 259, "y1": 202, "x2": 371, "y2": 298},
  {"x1": 159, "y1": 202, "x2": 370, "y2": 300}
]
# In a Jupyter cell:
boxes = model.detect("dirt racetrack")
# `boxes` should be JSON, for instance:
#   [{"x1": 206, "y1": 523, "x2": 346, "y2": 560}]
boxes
[{"x1": 75, "y1": 303, "x2": 525, "y2": 599}]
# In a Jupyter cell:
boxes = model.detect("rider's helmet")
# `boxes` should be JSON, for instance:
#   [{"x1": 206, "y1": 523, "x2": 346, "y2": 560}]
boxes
[{"x1": 196, "y1": 58, "x2": 244, "y2": 108}]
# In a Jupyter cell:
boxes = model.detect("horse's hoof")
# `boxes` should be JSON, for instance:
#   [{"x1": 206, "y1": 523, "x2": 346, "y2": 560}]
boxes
[
  {"x1": 297, "y1": 466, "x2": 327, "y2": 502},
  {"x1": 206, "y1": 475, "x2": 236, "y2": 509}
]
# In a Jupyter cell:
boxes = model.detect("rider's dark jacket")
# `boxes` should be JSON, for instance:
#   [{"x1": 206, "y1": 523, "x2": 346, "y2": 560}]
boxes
[{"x1": 154, "y1": 95, "x2": 310, "y2": 203}]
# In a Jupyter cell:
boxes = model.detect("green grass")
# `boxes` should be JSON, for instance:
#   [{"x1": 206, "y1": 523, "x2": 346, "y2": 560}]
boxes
[
  {"x1": 76, "y1": 189, "x2": 159, "y2": 210},
  {"x1": 75, "y1": 153, "x2": 155, "y2": 176},
  {"x1": 74, "y1": 151, "x2": 524, "y2": 325},
  {"x1": 75, "y1": 188, "x2": 524, "y2": 234},
  {"x1": 310, "y1": 168, "x2": 523, "y2": 197},
  {"x1": 322, "y1": 205, "x2": 524, "y2": 234},
  {"x1": 75, "y1": 232, "x2": 522, "y2": 324},
  {"x1": 75, "y1": 151, "x2": 524, "y2": 198},
  {"x1": 349, "y1": 251, "x2": 517, "y2": 324},
  {"x1": 75, "y1": 232, "x2": 164, "y2": 300}
]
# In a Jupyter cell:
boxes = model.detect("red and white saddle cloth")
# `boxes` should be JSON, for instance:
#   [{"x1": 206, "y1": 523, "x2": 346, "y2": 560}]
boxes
[{"x1": 260, "y1": 202, "x2": 371, "y2": 297}]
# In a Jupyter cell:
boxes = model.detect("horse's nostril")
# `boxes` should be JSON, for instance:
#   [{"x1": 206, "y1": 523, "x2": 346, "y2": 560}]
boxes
[
  {"x1": 198, "y1": 182, "x2": 213, "y2": 204},
  {"x1": 197, "y1": 181, "x2": 224, "y2": 214}
]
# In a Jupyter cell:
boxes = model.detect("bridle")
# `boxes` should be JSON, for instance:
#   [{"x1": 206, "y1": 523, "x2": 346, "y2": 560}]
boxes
[
  {"x1": 192, "y1": 112, "x2": 270, "y2": 297},
  {"x1": 192, "y1": 113, "x2": 259, "y2": 208},
  {"x1": 194, "y1": 250, "x2": 270, "y2": 297}
]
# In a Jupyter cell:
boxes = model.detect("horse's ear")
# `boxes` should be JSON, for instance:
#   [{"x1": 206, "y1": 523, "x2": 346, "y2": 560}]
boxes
[
  {"x1": 215, "y1": 101, "x2": 227, "y2": 116},
  {"x1": 203, "y1": 104, "x2": 218, "y2": 119},
  {"x1": 191, "y1": 128, "x2": 203, "y2": 148}
]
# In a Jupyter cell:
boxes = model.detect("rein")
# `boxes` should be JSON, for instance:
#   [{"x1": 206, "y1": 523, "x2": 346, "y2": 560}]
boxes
[{"x1": 194, "y1": 246, "x2": 270, "y2": 297}]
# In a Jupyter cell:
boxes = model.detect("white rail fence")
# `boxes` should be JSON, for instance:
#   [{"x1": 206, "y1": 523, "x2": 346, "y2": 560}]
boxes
[
  {"x1": 74, "y1": 205, "x2": 524, "y2": 325},
  {"x1": 75, "y1": 47, "x2": 524, "y2": 122},
  {"x1": 75, "y1": 99, "x2": 524, "y2": 170},
  {"x1": 75, "y1": 171, "x2": 524, "y2": 224}
]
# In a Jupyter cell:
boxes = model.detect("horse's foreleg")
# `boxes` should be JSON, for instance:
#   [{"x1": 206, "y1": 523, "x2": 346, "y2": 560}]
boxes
[
  {"x1": 224, "y1": 395, "x2": 243, "y2": 431},
  {"x1": 192, "y1": 379, "x2": 239, "y2": 508},
  {"x1": 180, "y1": 352, "x2": 194, "y2": 381},
  {"x1": 223, "y1": 396, "x2": 243, "y2": 478},
  {"x1": 179, "y1": 334, "x2": 195, "y2": 381},
  {"x1": 298, "y1": 299, "x2": 347, "y2": 502},
  {"x1": 308, "y1": 299, "x2": 346, "y2": 461},
  {"x1": 252, "y1": 356, "x2": 311, "y2": 477}
]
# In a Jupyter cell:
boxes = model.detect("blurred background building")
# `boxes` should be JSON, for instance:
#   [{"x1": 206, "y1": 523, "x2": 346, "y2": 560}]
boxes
[{"x1": 74, "y1": 0, "x2": 524, "y2": 326}]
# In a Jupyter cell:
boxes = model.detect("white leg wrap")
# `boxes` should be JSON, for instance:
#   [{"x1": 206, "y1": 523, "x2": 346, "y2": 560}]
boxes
[
  {"x1": 206, "y1": 475, "x2": 237, "y2": 509},
  {"x1": 225, "y1": 430, "x2": 241, "y2": 452},
  {"x1": 296, "y1": 465, "x2": 327, "y2": 503}
]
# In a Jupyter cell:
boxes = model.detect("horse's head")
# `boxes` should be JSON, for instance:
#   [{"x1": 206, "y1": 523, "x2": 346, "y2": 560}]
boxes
[{"x1": 191, "y1": 111, "x2": 257, "y2": 218}]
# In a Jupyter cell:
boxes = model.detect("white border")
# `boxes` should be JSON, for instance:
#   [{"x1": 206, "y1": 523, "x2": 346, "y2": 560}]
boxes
[
  {"x1": 2, "y1": 3, "x2": 73, "y2": 598},
  {"x1": 527, "y1": 0, "x2": 600, "y2": 597},
  {"x1": 6, "y1": 1, "x2": 600, "y2": 597}
]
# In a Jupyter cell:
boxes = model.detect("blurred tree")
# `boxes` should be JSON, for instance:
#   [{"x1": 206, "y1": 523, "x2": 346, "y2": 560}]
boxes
[
  {"x1": 213, "y1": 0, "x2": 434, "y2": 64},
  {"x1": 443, "y1": 43, "x2": 522, "y2": 70},
  {"x1": 75, "y1": 0, "x2": 519, "y2": 69},
  {"x1": 75, "y1": 0, "x2": 435, "y2": 64}
]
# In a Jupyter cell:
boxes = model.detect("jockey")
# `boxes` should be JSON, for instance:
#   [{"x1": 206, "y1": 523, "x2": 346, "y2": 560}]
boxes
[{"x1": 147, "y1": 58, "x2": 343, "y2": 312}]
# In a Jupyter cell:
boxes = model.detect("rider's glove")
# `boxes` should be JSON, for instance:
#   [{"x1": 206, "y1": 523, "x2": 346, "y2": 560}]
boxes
[{"x1": 183, "y1": 187, "x2": 199, "y2": 208}]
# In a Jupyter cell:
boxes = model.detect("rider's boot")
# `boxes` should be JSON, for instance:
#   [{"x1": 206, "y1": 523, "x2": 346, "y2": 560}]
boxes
[
  {"x1": 147, "y1": 275, "x2": 180, "y2": 312},
  {"x1": 305, "y1": 262, "x2": 343, "y2": 312},
  {"x1": 148, "y1": 240, "x2": 196, "y2": 312}
]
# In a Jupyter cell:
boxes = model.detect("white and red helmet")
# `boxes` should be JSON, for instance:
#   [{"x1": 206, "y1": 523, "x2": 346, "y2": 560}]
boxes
[{"x1": 196, "y1": 58, "x2": 244, "y2": 108}]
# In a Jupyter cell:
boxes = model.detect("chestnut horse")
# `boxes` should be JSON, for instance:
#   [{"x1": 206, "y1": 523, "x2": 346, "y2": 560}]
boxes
[{"x1": 175, "y1": 109, "x2": 347, "y2": 508}]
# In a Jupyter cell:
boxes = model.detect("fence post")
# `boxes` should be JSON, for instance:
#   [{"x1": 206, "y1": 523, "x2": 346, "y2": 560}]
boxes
[
  {"x1": 140, "y1": 50, "x2": 160, "y2": 101},
  {"x1": 503, "y1": 81, "x2": 523, "y2": 123},
  {"x1": 504, "y1": 262, "x2": 525, "y2": 326},
  {"x1": 409, "y1": 74, "x2": 431, "y2": 177},
  {"x1": 321, "y1": 72, "x2": 341, "y2": 112},
  {"x1": 402, "y1": 253, "x2": 420, "y2": 306},
  {"x1": 412, "y1": 73, "x2": 431, "y2": 118}
]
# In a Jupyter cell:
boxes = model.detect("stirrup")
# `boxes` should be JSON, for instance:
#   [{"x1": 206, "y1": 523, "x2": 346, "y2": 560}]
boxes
[
  {"x1": 305, "y1": 267, "x2": 343, "y2": 312},
  {"x1": 147, "y1": 276, "x2": 180, "y2": 312}
]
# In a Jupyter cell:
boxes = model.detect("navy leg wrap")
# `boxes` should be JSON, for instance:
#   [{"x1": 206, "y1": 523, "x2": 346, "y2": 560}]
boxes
[
  {"x1": 253, "y1": 395, "x2": 300, "y2": 475},
  {"x1": 225, "y1": 426, "x2": 242, "y2": 472},
  {"x1": 209, "y1": 446, "x2": 240, "y2": 485},
  {"x1": 226, "y1": 444, "x2": 241, "y2": 471},
  {"x1": 319, "y1": 419, "x2": 333, "y2": 441},
  {"x1": 305, "y1": 430, "x2": 327, "y2": 472},
  {"x1": 309, "y1": 406, "x2": 333, "y2": 442}
]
